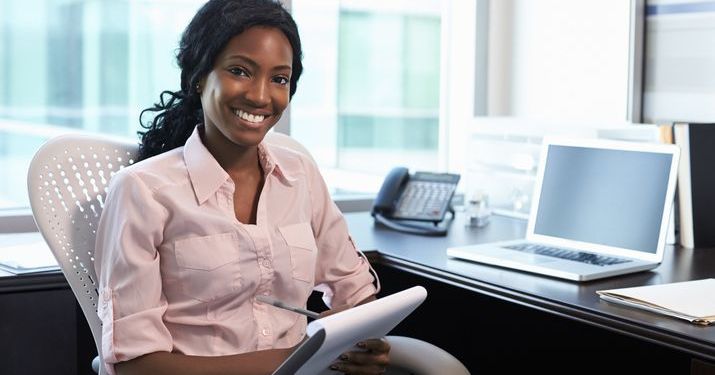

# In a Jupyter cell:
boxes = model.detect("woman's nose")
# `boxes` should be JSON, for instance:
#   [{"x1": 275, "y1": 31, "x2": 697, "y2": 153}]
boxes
[{"x1": 245, "y1": 79, "x2": 269, "y2": 107}]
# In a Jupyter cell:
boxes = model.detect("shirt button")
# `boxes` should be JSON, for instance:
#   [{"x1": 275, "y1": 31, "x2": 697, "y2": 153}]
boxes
[
  {"x1": 262, "y1": 259, "x2": 271, "y2": 268},
  {"x1": 261, "y1": 328, "x2": 271, "y2": 336}
]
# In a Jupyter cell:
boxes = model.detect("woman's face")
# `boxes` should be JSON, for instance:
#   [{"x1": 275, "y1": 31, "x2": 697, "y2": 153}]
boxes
[{"x1": 200, "y1": 26, "x2": 293, "y2": 149}]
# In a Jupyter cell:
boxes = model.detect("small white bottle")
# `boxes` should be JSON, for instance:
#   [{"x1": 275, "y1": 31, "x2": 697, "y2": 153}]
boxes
[{"x1": 466, "y1": 190, "x2": 491, "y2": 227}]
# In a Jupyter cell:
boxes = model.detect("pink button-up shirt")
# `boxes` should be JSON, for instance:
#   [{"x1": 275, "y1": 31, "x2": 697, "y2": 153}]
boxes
[{"x1": 94, "y1": 126, "x2": 378, "y2": 374}]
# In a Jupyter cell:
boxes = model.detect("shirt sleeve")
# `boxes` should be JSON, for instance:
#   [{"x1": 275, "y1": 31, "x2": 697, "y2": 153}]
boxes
[
  {"x1": 304, "y1": 157, "x2": 378, "y2": 308},
  {"x1": 93, "y1": 170, "x2": 173, "y2": 375}
]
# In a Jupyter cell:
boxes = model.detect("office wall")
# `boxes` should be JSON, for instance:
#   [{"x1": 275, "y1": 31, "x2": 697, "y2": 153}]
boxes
[
  {"x1": 488, "y1": 0, "x2": 632, "y2": 122},
  {"x1": 458, "y1": 0, "x2": 715, "y2": 217},
  {"x1": 453, "y1": 0, "x2": 635, "y2": 217}
]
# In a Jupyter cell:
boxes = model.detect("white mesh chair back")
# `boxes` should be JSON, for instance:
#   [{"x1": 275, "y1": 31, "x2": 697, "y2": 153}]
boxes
[{"x1": 27, "y1": 134, "x2": 138, "y2": 375}]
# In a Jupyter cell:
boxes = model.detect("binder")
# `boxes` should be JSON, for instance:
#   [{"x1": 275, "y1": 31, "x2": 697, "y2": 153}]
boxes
[
  {"x1": 673, "y1": 122, "x2": 715, "y2": 248},
  {"x1": 597, "y1": 279, "x2": 715, "y2": 326}
]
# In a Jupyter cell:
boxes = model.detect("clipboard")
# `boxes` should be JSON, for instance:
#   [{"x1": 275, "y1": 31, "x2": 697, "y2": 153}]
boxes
[{"x1": 273, "y1": 286, "x2": 427, "y2": 375}]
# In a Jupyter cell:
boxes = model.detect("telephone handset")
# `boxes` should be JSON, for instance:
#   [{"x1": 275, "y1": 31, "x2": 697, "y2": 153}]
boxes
[{"x1": 371, "y1": 167, "x2": 460, "y2": 236}]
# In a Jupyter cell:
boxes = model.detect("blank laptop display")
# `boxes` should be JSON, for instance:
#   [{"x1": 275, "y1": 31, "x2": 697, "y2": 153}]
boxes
[{"x1": 447, "y1": 137, "x2": 680, "y2": 282}]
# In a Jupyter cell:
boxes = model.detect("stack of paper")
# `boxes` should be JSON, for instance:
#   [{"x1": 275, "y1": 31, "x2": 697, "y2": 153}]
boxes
[
  {"x1": 597, "y1": 279, "x2": 715, "y2": 326},
  {"x1": 0, "y1": 241, "x2": 59, "y2": 274}
]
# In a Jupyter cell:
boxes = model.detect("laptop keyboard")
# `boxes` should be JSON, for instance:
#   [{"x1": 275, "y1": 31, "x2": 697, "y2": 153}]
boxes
[{"x1": 503, "y1": 243, "x2": 632, "y2": 267}]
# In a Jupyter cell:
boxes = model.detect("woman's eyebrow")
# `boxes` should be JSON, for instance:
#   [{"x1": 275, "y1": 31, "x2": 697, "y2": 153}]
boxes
[{"x1": 225, "y1": 54, "x2": 292, "y2": 72}]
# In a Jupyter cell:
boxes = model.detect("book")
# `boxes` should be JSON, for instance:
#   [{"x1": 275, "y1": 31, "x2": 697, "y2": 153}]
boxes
[
  {"x1": 273, "y1": 286, "x2": 427, "y2": 375},
  {"x1": 0, "y1": 240, "x2": 59, "y2": 275},
  {"x1": 597, "y1": 279, "x2": 715, "y2": 326},
  {"x1": 673, "y1": 122, "x2": 715, "y2": 248}
]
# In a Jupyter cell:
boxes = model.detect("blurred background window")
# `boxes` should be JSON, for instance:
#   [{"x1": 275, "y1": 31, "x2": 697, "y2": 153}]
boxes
[
  {"x1": 290, "y1": 0, "x2": 442, "y2": 196},
  {"x1": 0, "y1": 0, "x2": 204, "y2": 210},
  {"x1": 0, "y1": 0, "x2": 443, "y2": 210}
]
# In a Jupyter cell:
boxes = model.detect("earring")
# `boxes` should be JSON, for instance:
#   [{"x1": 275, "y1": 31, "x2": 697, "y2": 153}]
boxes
[{"x1": 195, "y1": 83, "x2": 201, "y2": 92}]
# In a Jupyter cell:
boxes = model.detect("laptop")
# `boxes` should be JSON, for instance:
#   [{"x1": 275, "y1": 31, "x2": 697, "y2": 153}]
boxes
[{"x1": 447, "y1": 137, "x2": 680, "y2": 282}]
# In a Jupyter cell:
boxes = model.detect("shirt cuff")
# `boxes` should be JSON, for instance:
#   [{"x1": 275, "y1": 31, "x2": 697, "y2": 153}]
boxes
[{"x1": 99, "y1": 289, "x2": 173, "y2": 372}]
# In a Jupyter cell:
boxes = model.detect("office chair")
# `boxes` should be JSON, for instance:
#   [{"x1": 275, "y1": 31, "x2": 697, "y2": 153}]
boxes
[
  {"x1": 27, "y1": 133, "x2": 137, "y2": 375},
  {"x1": 27, "y1": 131, "x2": 470, "y2": 375}
]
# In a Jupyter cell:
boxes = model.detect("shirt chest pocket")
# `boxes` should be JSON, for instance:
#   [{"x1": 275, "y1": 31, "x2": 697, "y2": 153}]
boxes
[
  {"x1": 174, "y1": 232, "x2": 241, "y2": 302},
  {"x1": 279, "y1": 222, "x2": 317, "y2": 283}
]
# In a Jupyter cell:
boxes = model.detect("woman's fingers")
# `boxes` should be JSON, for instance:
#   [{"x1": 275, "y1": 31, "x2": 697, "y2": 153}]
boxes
[
  {"x1": 330, "y1": 338, "x2": 391, "y2": 374},
  {"x1": 340, "y1": 350, "x2": 389, "y2": 366},
  {"x1": 357, "y1": 338, "x2": 391, "y2": 354}
]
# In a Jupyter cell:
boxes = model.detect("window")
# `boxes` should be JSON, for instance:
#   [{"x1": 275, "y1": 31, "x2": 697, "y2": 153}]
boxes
[
  {"x1": 1, "y1": 0, "x2": 444, "y2": 211},
  {"x1": 0, "y1": 0, "x2": 204, "y2": 211},
  {"x1": 2, "y1": 0, "x2": 641, "y2": 219},
  {"x1": 290, "y1": 0, "x2": 443, "y2": 195}
]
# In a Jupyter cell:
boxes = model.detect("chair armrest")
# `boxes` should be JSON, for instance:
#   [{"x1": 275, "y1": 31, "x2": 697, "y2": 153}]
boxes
[{"x1": 386, "y1": 336, "x2": 470, "y2": 375}]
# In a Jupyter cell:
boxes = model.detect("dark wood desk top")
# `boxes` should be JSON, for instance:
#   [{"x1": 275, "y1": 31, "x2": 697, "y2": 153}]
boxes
[{"x1": 345, "y1": 212, "x2": 715, "y2": 362}]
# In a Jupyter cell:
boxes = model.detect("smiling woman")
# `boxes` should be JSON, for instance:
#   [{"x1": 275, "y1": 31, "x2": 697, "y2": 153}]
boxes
[
  {"x1": 200, "y1": 27, "x2": 292, "y2": 154},
  {"x1": 199, "y1": 26, "x2": 294, "y2": 224},
  {"x1": 137, "y1": 0, "x2": 303, "y2": 162},
  {"x1": 92, "y1": 1, "x2": 386, "y2": 375}
]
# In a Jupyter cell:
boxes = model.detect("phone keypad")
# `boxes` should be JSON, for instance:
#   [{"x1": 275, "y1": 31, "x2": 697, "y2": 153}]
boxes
[{"x1": 394, "y1": 181, "x2": 455, "y2": 221}]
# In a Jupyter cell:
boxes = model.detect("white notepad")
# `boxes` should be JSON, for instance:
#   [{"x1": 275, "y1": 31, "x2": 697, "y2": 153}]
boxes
[
  {"x1": 273, "y1": 286, "x2": 427, "y2": 375},
  {"x1": 597, "y1": 278, "x2": 715, "y2": 325}
]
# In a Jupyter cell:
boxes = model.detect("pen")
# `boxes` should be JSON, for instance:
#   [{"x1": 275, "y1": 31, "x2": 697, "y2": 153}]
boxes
[{"x1": 256, "y1": 295, "x2": 321, "y2": 319}]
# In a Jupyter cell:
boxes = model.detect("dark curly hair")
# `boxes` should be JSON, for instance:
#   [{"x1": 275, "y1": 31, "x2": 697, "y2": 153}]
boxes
[{"x1": 137, "y1": 0, "x2": 303, "y2": 161}]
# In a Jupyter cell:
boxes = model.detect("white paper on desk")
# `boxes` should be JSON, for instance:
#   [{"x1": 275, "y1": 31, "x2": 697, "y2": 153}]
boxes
[
  {"x1": 273, "y1": 286, "x2": 427, "y2": 375},
  {"x1": 0, "y1": 241, "x2": 58, "y2": 273},
  {"x1": 598, "y1": 278, "x2": 715, "y2": 322}
]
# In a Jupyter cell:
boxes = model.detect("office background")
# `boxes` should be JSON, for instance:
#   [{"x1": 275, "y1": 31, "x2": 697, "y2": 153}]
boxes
[
  {"x1": 2, "y1": 0, "x2": 715, "y2": 223},
  {"x1": 2, "y1": 0, "x2": 715, "y2": 373}
]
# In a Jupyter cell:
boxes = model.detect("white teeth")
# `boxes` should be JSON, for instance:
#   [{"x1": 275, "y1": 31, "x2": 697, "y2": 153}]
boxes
[{"x1": 235, "y1": 109, "x2": 265, "y2": 123}]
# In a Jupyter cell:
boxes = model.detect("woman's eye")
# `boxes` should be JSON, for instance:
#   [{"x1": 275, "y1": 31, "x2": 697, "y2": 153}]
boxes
[
  {"x1": 229, "y1": 67, "x2": 248, "y2": 77},
  {"x1": 273, "y1": 76, "x2": 289, "y2": 86}
]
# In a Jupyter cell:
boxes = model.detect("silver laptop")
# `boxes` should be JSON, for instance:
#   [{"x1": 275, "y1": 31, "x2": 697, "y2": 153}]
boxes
[{"x1": 447, "y1": 137, "x2": 680, "y2": 282}]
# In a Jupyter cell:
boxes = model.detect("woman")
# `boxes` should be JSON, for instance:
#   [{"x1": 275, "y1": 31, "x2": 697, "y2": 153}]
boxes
[{"x1": 94, "y1": 1, "x2": 389, "y2": 374}]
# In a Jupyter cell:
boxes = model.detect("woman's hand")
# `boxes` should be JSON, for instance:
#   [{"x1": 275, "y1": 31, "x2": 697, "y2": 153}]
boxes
[
  {"x1": 329, "y1": 338, "x2": 390, "y2": 375},
  {"x1": 319, "y1": 303, "x2": 391, "y2": 374}
]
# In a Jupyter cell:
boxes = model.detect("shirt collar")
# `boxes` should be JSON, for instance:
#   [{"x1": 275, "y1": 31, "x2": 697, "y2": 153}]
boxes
[
  {"x1": 184, "y1": 126, "x2": 231, "y2": 205},
  {"x1": 257, "y1": 141, "x2": 298, "y2": 186},
  {"x1": 183, "y1": 126, "x2": 297, "y2": 205}
]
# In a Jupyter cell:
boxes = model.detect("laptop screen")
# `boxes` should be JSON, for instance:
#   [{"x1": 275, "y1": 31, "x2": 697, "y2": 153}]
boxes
[{"x1": 533, "y1": 144, "x2": 673, "y2": 254}]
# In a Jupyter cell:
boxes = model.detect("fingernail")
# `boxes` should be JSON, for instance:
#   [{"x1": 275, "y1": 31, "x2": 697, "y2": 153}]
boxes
[
  {"x1": 339, "y1": 354, "x2": 348, "y2": 360},
  {"x1": 330, "y1": 364, "x2": 339, "y2": 370}
]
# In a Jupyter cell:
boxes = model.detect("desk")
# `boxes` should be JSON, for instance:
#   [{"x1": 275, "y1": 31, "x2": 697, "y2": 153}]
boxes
[
  {"x1": 0, "y1": 233, "x2": 95, "y2": 375},
  {"x1": 344, "y1": 212, "x2": 715, "y2": 374},
  {"x1": 3, "y1": 213, "x2": 714, "y2": 374}
]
